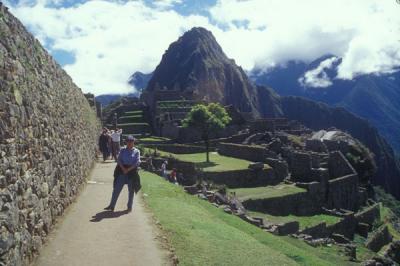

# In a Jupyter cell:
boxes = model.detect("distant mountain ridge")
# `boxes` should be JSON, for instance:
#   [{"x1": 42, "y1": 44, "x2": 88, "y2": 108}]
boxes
[
  {"x1": 250, "y1": 55, "x2": 400, "y2": 153},
  {"x1": 95, "y1": 71, "x2": 151, "y2": 107}
]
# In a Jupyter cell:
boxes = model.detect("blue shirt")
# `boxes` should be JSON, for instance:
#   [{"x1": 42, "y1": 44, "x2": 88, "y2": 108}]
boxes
[{"x1": 118, "y1": 147, "x2": 141, "y2": 167}]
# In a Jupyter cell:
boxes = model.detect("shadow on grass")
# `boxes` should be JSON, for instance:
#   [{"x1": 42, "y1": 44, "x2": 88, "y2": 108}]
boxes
[
  {"x1": 196, "y1": 161, "x2": 218, "y2": 169},
  {"x1": 90, "y1": 210, "x2": 129, "y2": 222}
]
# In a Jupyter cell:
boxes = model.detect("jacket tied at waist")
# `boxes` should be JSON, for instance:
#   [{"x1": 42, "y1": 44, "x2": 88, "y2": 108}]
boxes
[{"x1": 113, "y1": 164, "x2": 141, "y2": 193}]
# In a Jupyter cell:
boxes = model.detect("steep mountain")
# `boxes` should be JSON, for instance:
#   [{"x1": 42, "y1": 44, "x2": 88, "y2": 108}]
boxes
[
  {"x1": 141, "y1": 27, "x2": 265, "y2": 118},
  {"x1": 250, "y1": 56, "x2": 400, "y2": 153},
  {"x1": 139, "y1": 26, "x2": 400, "y2": 199},
  {"x1": 128, "y1": 71, "x2": 152, "y2": 90},
  {"x1": 94, "y1": 72, "x2": 151, "y2": 107}
]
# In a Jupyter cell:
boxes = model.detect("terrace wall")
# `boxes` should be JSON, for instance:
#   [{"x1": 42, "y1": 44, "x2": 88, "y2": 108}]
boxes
[
  {"x1": 217, "y1": 143, "x2": 267, "y2": 162},
  {"x1": 202, "y1": 168, "x2": 279, "y2": 188}
]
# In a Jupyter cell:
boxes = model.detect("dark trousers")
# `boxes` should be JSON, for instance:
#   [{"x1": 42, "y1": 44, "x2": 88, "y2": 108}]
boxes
[{"x1": 109, "y1": 174, "x2": 134, "y2": 209}]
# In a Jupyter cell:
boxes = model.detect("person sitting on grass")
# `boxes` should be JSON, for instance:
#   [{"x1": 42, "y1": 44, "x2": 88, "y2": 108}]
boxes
[
  {"x1": 104, "y1": 135, "x2": 141, "y2": 213},
  {"x1": 169, "y1": 168, "x2": 178, "y2": 184}
]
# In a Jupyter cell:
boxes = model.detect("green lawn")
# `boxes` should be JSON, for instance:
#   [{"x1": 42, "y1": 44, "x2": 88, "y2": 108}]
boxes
[
  {"x1": 230, "y1": 185, "x2": 306, "y2": 201},
  {"x1": 117, "y1": 122, "x2": 149, "y2": 126},
  {"x1": 248, "y1": 211, "x2": 341, "y2": 230},
  {"x1": 138, "y1": 136, "x2": 171, "y2": 142},
  {"x1": 124, "y1": 110, "x2": 143, "y2": 115},
  {"x1": 140, "y1": 171, "x2": 357, "y2": 266},
  {"x1": 156, "y1": 151, "x2": 252, "y2": 172}
]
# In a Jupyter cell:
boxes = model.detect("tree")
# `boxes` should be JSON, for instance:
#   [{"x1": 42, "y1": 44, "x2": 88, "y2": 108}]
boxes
[{"x1": 182, "y1": 103, "x2": 231, "y2": 162}]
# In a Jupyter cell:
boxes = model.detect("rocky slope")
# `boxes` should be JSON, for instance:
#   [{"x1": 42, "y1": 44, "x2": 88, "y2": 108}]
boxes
[{"x1": 0, "y1": 5, "x2": 99, "y2": 265}]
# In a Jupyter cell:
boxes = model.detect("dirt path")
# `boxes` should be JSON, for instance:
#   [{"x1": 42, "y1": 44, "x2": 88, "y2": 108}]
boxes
[{"x1": 34, "y1": 161, "x2": 169, "y2": 266}]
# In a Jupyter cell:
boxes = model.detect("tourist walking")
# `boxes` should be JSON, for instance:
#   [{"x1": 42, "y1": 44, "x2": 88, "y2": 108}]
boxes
[
  {"x1": 105, "y1": 135, "x2": 141, "y2": 212},
  {"x1": 111, "y1": 128, "x2": 123, "y2": 161},
  {"x1": 99, "y1": 128, "x2": 110, "y2": 162}
]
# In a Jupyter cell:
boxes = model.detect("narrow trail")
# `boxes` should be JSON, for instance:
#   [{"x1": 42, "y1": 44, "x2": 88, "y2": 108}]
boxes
[{"x1": 34, "y1": 161, "x2": 169, "y2": 266}]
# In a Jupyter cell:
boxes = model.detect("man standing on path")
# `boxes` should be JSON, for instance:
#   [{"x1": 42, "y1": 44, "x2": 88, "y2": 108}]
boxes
[
  {"x1": 105, "y1": 135, "x2": 141, "y2": 212},
  {"x1": 111, "y1": 128, "x2": 123, "y2": 161}
]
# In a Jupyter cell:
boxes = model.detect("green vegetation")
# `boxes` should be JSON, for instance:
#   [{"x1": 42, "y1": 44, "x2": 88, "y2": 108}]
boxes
[
  {"x1": 248, "y1": 211, "x2": 341, "y2": 230},
  {"x1": 138, "y1": 136, "x2": 170, "y2": 142},
  {"x1": 379, "y1": 204, "x2": 400, "y2": 241},
  {"x1": 157, "y1": 100, "x2": 196, "y2": 108},
  {"x1": 140, "y1": 171, "x2": 356, "y2": 266},
  {"x1": 183, "y1": 103, "x2": 231, "y2": 162},
  {"x1": 117, "y1": 122, "x2": 149, "y2": 126},
  {"x1": 374, "y1": 186, "x2": 400, "y2": 217},
  {"x1": 353, "y1": 235, "x2": 376, "y2": 261},
  {"x1": 156, "y1": 151, "x2": 251, "y2": 172},
  {"x1": 287, "y1": 134, "x2": 304, "y2": 148},
  {"x1": 230, "y1": 185, "x2": 306, "y2": 201},
  {"x1": 124, "y1": 110, "x2": 143, "y2": 115}
]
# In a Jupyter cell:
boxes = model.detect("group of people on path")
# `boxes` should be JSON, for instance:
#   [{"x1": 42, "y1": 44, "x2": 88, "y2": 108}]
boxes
[
  {"x1": 98, "y1": 128, "x2": 123, "y2": 162},
  {"x1": 99, "y1": 128, "x2": 141, "y2": 213}
]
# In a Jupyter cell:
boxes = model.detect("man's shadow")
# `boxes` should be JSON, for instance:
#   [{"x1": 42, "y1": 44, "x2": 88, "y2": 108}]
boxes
[{"x1": 90, "y1": 210, "x2": 129, "y2": 222}]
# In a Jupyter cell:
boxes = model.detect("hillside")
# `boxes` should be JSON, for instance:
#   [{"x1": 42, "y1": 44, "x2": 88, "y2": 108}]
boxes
[
  {"x1": 250, "y1": 55, "x2": 400, "y2": 154},
  {"x1": 141, "y1": 171, "x2": 358, "y2": 266}
]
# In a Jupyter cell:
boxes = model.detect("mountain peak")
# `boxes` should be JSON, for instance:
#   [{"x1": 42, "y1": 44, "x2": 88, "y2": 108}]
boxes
[{"x1": 142, "y1": 27, "x2": 262, "y2": 117}]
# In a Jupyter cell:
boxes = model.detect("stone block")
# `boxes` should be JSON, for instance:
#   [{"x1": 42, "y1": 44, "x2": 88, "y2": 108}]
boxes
[
  {"x1": 248, "y1": 162, "x2": 264, "y2": 170},
  {"x1": 366, "y1": 225, "x2": 392, "y2": 252},
  {"x1": 356, "y1": 222, "x2": 370, "y2": 238},
  {"x1": 276, "y1": 221, "x2": 299, "y2": 236},
  {"x1": 331, "y1": 233, "x2": 350, "y2": 244}
]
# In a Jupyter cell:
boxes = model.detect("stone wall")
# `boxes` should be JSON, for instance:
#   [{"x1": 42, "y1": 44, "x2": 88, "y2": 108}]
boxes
[
  {"x1": 289, "y1": 152, "x2": 312, "y2": 181},
  {"x1": 328, "y1": 151, "x2": 356, "y2": 179},
  {"x1": 326, "y1": 174, "x2": 359, "y2": 211},
  {"x1": 202, "y1": 167, "x2": 279, "y2": 188},
  {"x1": 327, "y1": 214, "x2": 357, "y2": 240},
  {"x1": 355, "y1": 204, "x2": 380, "y2": 226},
  {"x1": 242, "y1": 191, "x2": 320, "y2": 216},
  {"x1": 217, "y1": 142, "x2": 267, "y2": 162},
  {"x1": 0, "y1": 6, "x2": 99, "y2": 265},
  {"x1": 366, "y1": 225, "x2": 392, "y2": 252}
]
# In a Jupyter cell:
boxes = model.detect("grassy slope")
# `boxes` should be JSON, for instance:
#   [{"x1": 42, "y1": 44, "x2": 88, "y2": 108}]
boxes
[
  {"x1": 156, "y1": 151, "x2": 253, "y2": 172},
  {"x1": 140, "y1": 171, "x2": 356, "y2": 266},
  {"x1": 230, "y1": 185, "x2": 306, "y2": 200}
]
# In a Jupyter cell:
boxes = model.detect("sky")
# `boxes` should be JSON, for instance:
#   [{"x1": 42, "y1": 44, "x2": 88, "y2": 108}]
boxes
[{"x1": 3, "y1": 0, "x2": 400, "y2": 95}]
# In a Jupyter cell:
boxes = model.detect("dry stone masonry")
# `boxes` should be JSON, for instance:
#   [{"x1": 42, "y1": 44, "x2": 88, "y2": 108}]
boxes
[{"x1": 0, "y1": 5, "x2": 99, "y2": 265}]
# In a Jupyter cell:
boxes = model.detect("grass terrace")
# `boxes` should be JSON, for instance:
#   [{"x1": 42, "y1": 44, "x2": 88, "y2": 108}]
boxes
[
  {"x1": 117, "y1": 122, "x2": 149, "y2": 126},
  {"x1": 156, "y1": 151, "x2": 253, "y2": 172},
  {"x1": 248, "y1": 211, "x2": 341, "y2": 230},
  {"x1": 230, "y1": 184, "x2": 306, "y2": 201},
  {"x1": 138, "y1": 136, "x2": 171, "y2": 143},
  {"x1": 157, "y1": 100, "x2": 196, "y2": 108},
  {"x1": 140, "y1": 170, "x2": 356, "y2": 266},
  {"x1": 124, "y1": 110, "x2": 143, "y2": 115}
]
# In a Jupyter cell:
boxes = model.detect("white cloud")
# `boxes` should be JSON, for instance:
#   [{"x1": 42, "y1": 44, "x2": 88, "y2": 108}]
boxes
[
  {"x1": 4, "y1": 0, "x2": 400, "y2": 95},
  {"x1": 299, "y1": 57, "x2": 339, "y2": 88},
  {"x1": 153, "y1": 0, "x2": 183, "y2": 9},
  {"x1": 210, "y1": 0, "x2": 400, "y2": 79},
  {"x1": 6, "y1": 0, "x2": 214, "y2": 95}
]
